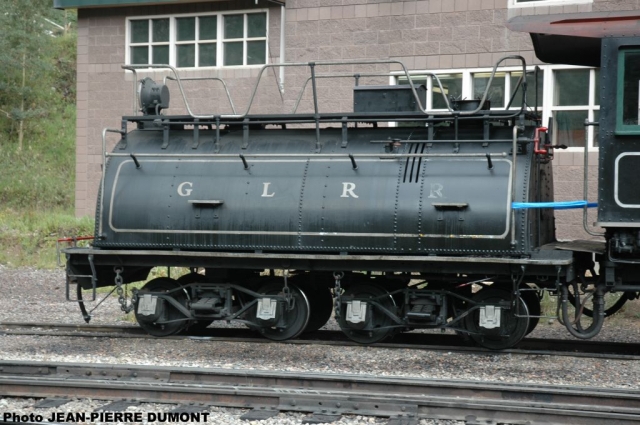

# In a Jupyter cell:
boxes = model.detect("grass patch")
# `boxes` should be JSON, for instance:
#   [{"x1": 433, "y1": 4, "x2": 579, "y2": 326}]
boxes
[
  {"x1": 0, "y1": 208, "x2": 94, "y2": 268},
  {"x1": 0, "y1": 103, "x2": 76, "y2": 211}
]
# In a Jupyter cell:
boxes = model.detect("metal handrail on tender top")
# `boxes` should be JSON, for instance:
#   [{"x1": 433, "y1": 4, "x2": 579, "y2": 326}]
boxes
[
  {"x1": 122, "y1": 55, "x2": 529, "y2": 120},
  {"x1": 162, "y1": 75, "x2": 237, "y2": 115}
]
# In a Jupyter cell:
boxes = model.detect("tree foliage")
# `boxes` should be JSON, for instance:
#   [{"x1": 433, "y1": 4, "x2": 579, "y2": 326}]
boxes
[
  {"x1": 0, "y1": 1, "x2": 77, "y2": 150},
  {"x1": 0, "y1": 2, "x2": 77, "y2": 212}
]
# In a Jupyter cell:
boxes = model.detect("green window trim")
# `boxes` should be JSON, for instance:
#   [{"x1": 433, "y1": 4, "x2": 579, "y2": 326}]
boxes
[{"x1": 616, "y1": 48, "x2": 640, "y2": 135}]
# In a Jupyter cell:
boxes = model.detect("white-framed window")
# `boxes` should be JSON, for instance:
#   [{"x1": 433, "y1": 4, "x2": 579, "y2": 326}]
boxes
[
  {"x1": 395, "y1": 64, "x2": 599, "y2": 150},
  {"x1": 508, "y1": 0, "x2": 592, "y2": 7},
  {"x1": 126, "y1": 10, "x2": 268, "y2": 69},
  {"x1": 396, "y1": 67, "x2": 543, "y2": 111},
  {"x1": 549, "y1": 67, "x2": 600, "y2": 148}
]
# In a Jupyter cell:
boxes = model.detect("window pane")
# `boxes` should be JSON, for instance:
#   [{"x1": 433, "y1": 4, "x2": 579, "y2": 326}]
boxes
[
  {"x1": 177, "y1": 17, "x2": 196, "y2": 42},
  {"x1": 224, "y1": 41, "x2": 243, "y2": 65},
  {"x1": 510, "y1": 71, "x2": 543, "y2": 108},
  {"x1": 199, "y1": 16, "x2": 217, "y2": 40},
  {"x1": 177, "y1": 44, "x2": 195, "y2": 67},
  {"x1": 199, "y1": 43, "x2": 216, "y2": 67},
  {"x1": 432, "y1": 74, "x2": 462, "y2": 109},
  {"x1": 247, "y1": 13, "x2": 266, "y2": 38},
  {"x1": 224, "y1": 14, "x2": 244, "y2": 39},
  {"x1": 473, "y1": 72, "x2": 505, "y2": 107},
  {"x1": 622, "y1": 51, "x2": 640, "y2": 126},
  {"x1": 152, "y1": 45, "x2": 169, "y2": 64},
  {"x1": 246, "y1": 40, "x2": 266, "y2": 65},
  {"x1": 152, "y1": 19, "x2": 169, "y2": 42},
  {"x1": 554, "y1": 69, "x2": 589, "y2": 106},
  {"x1": 130, "y1": 20, "x2": 148, "y2": 43},
  {"x1": 130, "y1": 46, "x2": 148, "y2": 64},
  {"x1": 554, "y1": 110, "x2": 588, "y2": 148}
]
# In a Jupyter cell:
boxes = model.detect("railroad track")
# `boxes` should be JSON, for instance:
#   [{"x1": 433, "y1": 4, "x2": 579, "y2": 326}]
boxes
[
  {"x1": 2, "y1": 321, "x2": 640, "y2": 360},
  {"x1": 1, "y1": 360, "x2": 640, "y2": 425}
]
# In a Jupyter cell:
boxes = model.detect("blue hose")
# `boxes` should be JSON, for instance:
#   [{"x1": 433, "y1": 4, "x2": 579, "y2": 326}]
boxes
[{"x1": 512, "y1": 201, "x2": 598, "y2": 210}]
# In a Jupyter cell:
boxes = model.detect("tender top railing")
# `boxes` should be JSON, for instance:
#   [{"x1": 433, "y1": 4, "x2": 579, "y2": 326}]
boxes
[
  {"x1": 121, "y1": 55, "x2": 529, "y2": 120},
  {"x1": 162, "y1": 75, "x2": 237, "y2": 115}
]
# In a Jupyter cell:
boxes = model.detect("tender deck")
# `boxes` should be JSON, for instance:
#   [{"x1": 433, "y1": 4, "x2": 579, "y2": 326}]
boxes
[{"x1": 62, "y1": 246, "x2": 575, "y2": 291}]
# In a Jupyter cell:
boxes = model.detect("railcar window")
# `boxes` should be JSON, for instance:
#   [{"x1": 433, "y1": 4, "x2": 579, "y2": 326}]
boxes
[
  {"x1": 127, "y1": 11, "x2": 267, "y2": 69},
  {"x1": 617, "y1": 49, "x2": 640, "y2": 134}
]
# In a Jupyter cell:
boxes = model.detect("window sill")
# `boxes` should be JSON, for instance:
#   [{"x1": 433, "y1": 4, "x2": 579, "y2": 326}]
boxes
[{"x1": 509, "y1": 0, "x2": 592, "y2": 8}]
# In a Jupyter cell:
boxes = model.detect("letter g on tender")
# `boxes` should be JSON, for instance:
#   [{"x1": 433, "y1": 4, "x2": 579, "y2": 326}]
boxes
[{"x1": 178, "y1": 181, "x2": 193, "y2": 196}]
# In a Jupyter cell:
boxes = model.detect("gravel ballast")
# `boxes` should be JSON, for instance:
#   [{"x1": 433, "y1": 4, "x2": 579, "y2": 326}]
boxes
[{"x1": 1, "y1": 266, "x2": 639, "y2": 424}]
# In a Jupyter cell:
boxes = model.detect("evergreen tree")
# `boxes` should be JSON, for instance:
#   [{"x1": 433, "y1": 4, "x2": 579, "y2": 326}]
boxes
[{"x1": 0, "y1": 0, "x2": 75, "y2": 151}]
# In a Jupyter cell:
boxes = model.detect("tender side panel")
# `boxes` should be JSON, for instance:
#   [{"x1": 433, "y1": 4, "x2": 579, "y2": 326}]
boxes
[{"x1": 299, "y1": 157, "x2": 401, "y2": 252}]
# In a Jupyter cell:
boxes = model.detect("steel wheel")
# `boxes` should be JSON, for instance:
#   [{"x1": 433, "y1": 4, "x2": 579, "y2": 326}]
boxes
[
  {"x1": 464, "y1": 288, "x2": 529, "y2": 350},
  {"x1": 249, "y1": 282, "x2": 311, "y2": 341},
  {"x1": 288, "y1": 275, "x2": 334, "y2": 334},
  {"x1": 519, "y1": 287, "x2": 541, "y2": 336},
  {"x1": 337, "y1": 284, "x2": 397, "y2": 344},
  {"x1": 134, "y1": 277, "x2": 189, "y2": 337},
  {"x1": 491, "y1": 283, "x2": 540, "y2": 336},
  {"x1": 177, "y1": 272, "x2": 214, "y2": 333},
  {"x1": 302, "y1": 285, "x2": 334, "y2": 333}
]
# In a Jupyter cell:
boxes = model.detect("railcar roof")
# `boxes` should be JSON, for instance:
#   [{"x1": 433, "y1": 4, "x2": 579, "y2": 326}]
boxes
[{"x1": 506, "y1": 11, "x2": 640, "y2": 67}]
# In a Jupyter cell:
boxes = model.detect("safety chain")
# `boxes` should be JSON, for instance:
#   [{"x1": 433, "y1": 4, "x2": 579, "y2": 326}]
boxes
[
  {"x1": 114, "y1": 267, "x2": 134, "y2": 314},
  {"x1": 333, "y1": 272, "x2": 344, "y2": 321},
  {"x1": 282, "y1": 269, "x2": 293, "y2": 310}
]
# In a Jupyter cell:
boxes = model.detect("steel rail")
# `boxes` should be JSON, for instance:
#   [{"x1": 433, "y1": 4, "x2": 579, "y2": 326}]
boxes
[
  {"x1": 1, "y1": 360, "x2": 640, "y2": 425},
  {"x1": 3, "y1": 322, "x2": 640, "y2": 361}
]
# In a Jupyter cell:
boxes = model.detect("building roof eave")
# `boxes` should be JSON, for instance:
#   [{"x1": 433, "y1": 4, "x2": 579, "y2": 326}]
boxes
[{"x1": 54, "y1": 0, "x2": 285, "y2": 9}]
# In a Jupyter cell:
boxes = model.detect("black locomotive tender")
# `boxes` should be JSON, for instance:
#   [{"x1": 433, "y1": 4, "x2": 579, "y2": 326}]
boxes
[{"x1": 61, "y1": 12, "x2": 640, "y2": 349}]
